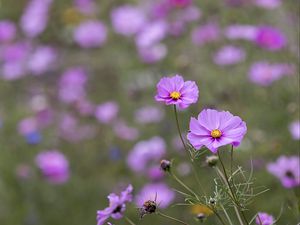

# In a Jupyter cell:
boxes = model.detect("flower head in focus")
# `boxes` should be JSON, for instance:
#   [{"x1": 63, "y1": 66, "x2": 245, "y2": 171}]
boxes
[
  {"x1": 155, "y1": 74, "x2": 199, "y2": 109},
  {"x1": 97, "y1": 185, "x2": 133, "y2": 225},
  {"x1": 187, "y1": 109, "x2": 247, "y2": 153}
]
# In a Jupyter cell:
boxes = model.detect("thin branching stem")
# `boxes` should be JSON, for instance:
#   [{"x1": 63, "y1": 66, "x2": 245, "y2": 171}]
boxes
[
  {"x1": 157, "y1": 211, "x2": 189, "y2": 225},
  {"x1": 221, "y1": 204, "x2": 234, "y2": 225},
  {"x1": 125, "y1": 216, "x2": 136, "y2": 225}
]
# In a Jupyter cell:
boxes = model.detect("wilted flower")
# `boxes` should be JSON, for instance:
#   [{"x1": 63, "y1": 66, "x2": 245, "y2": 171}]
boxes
[
  {"x1": 97, "y1": 185, "x2": 133, "y2": 225},
  {"x1": 0, "y1": 20, "x2": 16, "y2": 42},
  {"x1": 135, "y1": 182, "x2": 175, "y2": 208},
  {"x1": 155, "y1": 74, "x2": 199, "y2": 109},
  {"x1": 248, "y1": 62, "x2": 295, "y2": 86},
  {"x1": 255, "y1": 26, "x2": 286, "y2": 51},
  {"x1": 267, "y1": 156, "x2": 300, "y2": 188},
  {"x1": 191, "y1": 22, "x2": 220, "y2": 46},
  {"x1": 213, "y1": 45, "x2": 246, "y2": 66},
  {"x1": 73, "y1": 20, "x2": 107, "y2": 48},
  {"x1": 111, "y1": 5, "x2": 146, "y2": 37},
  {"x1": 289, "y1": 120, "x2": 300, "y2": 140},
  {"x1": 35, "y1": 150, "x2": 70, "y2": 184},
  {"x1": 187, "y1": 109, "x2": 247, "y2": 153},
  {"x1": 256, "y1": 212, "x2": 274, "y2": 225},
  {"x1": 95, "y1": 101, "x2": 119, "y2": 124}
]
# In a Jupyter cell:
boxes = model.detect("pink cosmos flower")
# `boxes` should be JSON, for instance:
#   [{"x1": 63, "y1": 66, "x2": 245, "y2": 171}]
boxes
[
  {"x1": 191, "y1": 22, "x2": 220, "y2": 46},
  {"x1": 95, "y1": 101, "x2": 119, "y2": 124},
  {"x1": 155, "y1": 74, "x2": 199, "y2": 109},
  {"x1": 111, "y1": 5, "x2": 146, "y2": 37},
  {"x1": 35, "y1": 150, "x2": 69, "y2": 184},
  {"x1": 0, "y1": 20, "x2": 16, "y2": 42},
  {"x1": 73, "y1": 20, "x2": 107, "y2": 48},
  {"x1": 289, "y1": 121, "x2": 300, "y2": 140},
  {"x1": 255, "y1": 26, "x2": 286, "y2": 51},
  {"x1": 138, "y1": 43, "x2": 167, "y2": 64},
  {"x1": 213, "y1": 45, "x2": 246, "y2": 66},
  {"x1": 135, "y1": 182, "x2": 175, "y2": 208},
  {"x1": 113, "y1": 120, "x2": 139, "y2": 141},
  {"x1": 97, "y1": 185, "x2": 133, "y2": 225},
  {"x1": 134, "y1": 106, "x2": 164, "y2": 124},
  {"x1": 267, "y1": 156, "x2": 300, "y2": 188},
  {"x1": 187, "y1": 109, "x2": 247, "y2": 153},
  {"x1": 256, "y1": 212, "x2": 274, "y2": 225}
]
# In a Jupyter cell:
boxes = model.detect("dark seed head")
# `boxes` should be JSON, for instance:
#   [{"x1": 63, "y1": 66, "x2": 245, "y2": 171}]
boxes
[
  {"x1": 206, "y1": 156, "x2": 218, "y2": 167},
  {"x1": 160, "y1": 159, "x2": 171, "y2": 172}
]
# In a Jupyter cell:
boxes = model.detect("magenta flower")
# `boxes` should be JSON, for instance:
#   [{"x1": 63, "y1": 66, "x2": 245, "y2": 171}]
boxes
[
  {"x1": 213, "y1": 45, "x2": 246, "y2": 66},
  {"x1": 267, "y1": 156, "x2": 300, "y2": 188},
  {"x1": 134, "y1": 106, "x2": 164, "y2": 124},
  {"x1": 187, "y1": 109, "x2": 247, "y2": 153},
  {"x1": 289, "y1": 121, "x2": 300, "y2": 140},
  {"x1": 95, "y1": 101, "x2": 119, "y2": 124},
  {"x1": 155, "y1": 75, "x2": 199, "y2": 109},
  {"x1": 97, "y1": 185, "x2": 133, "y2": 225},
  {"x1": 253, "y1": 0, "x2": 281, "y2": 9},
  {"x1": 35, "y1": 150, "x2": 70, "y2": 184},
  {"x1": 73, "y1": 20, "x2": 107, "y2": 48},
  {"x1": 255, "y1": 26, "x2": 286, "y2": 51},
  {"x1": 138, "y1": 43, "x2": 167, "y2": 64},
  {"x1": 135, "y1": 182, "x2": 175, "y2": 208},
  {"x1": 0, "y1": 20, "x2": 16, "y2": 42},
  {"x1": 256, "y1": 212, "x2": 274, "y2": 225},
  {"x1": 191, "y1": 22, "x2": 220, "y2": 46},
  {"x1": 224, "y1": 24, "x2": 258, "y2": 41},
  {"x1": 113, "y1": 120, "x2": 139, "y2": 141}
]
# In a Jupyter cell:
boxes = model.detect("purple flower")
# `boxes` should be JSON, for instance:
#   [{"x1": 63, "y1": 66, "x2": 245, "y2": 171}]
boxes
[
  {"x1": 20, "y1": 0, "x2": 53, "y2": 38},
  {"x1": 255, "y1": 212, "x2": 275, "y2": 225},
  {"x1": 113, "y1": 120, "x2": 139, "y2": 141},
  {"x1": 267, "y1": 156, "x2": 300, "y2": 188},
  {"x1": 248, "y1": 62, "x2": 295, "y2": 86},
  {"x1": 35, "y1": 150, "x2": 69, "y2": 184},
  {"x1": 18, "y1": 117, "x2": 38, "y2": 136},
  {"x1": 187, "y1": 109, "x2": 247, "y2": 153},
  {"x1": 138, "y1": 43, "x2": 167, "y2": 64},
  {"x1": 0, "y1": 20, "x2": 16, "y2": 42},
  {"x1": 289, "y1": 121, "x2": 300, "y2": 140},
  {"x1": 155, "y1": 74, "x2": 199, "y2": 109},
  {"x1": 191, "y1": 22, "x2": 220, "y2": 46},
  {"x1": 135, "y1": 182, "x2": 175, "y2": 208},
  {"x1": 95, "y1": 101, "x2": 119, "y2": 124},
  {"x1": 73, "y1": 20, "x2": 107, "y2": 48},
  {"x1": 255, "y1": 26, "x2": 286, "y2": 51},
  {"x1": 169, "y1": 0, "x2": 192, "y2": 8},
  {"x1": 111, "y1": 5, "x2": 146, "y2": 37},
  {"x1": 97, "y1": 185, "x2": 133, "y2": 225},
  {"x1": 27, "y1": 46, "x2": 57, "y2": 75},
  {"x1": 213, "y1": 45, "x2": 246, "y2": 66},
  {"x1": 58, "y1": 67, "x2": 87, "y2": 103},
  {"x1": 74, "y1": 0, "x2": 96, "y2": 14},
  {"x1": 224, "y1": 24, "x2": 258, "y2": 41},
  {"x1": 253, "y1": 0, "x2": 281, "y2": 9},
  {"x1": 127, "y1": 136, "x2": 166, "y2": 173},
  {"x1": 134, "y1": 106, "x2": 164, "y2": 124}
]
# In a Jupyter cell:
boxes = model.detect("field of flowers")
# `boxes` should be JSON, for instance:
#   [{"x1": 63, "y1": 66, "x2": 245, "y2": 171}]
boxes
[{"x1": 0, "y1": 0, "x2": 299, "y2": 224}]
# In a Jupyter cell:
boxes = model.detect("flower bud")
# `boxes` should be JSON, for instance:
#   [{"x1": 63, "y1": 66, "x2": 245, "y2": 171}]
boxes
[
  {"x1": 206, "y1": 156, "x2": 218, "y2": 167},
  {"x1": 160, "y1": 159, "x2": 171, "y2": 172},
  {"x1": 209, "y1": 197, "x2": 216, "y2": 205}
]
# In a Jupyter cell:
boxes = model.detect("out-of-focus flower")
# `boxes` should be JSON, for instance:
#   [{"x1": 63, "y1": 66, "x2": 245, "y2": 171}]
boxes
[
  {"x1": 111, "y1": 5, "x2": 146, "y2": 37},
  {"x1": 147, "y1": 166, "x2": 165, "y2": 181},
  {"x1": 255, "y1": 26, "x2": 286, "y2": 51},
  {"x1": 289, "y1": 120, "x2": 300, "y2": 140},
  {"x1": 95, "y1": 101, "x2": 119, "y2": 124},
  {"x1": 74, "y1": 98, "x2": 95, "y2": 116},
  {"x1": 191, "y1": 22, "x2": 220, "y2": 46},
  {"x1": 58, "y1": 67, "x2": 87, "y2": 103},
  {"x1": 267, "y1": 156, "x2": 300, "y2": 188},
  {"x1": 135, "y1": 21, "x2": 167, "y2": 48},
  {"x1": 15, "y1": 164, "x2": 32, "y2": 180},
  {"x1": 26, "y1": 131, "x2": 42, "y2": 144},
  {"x1": 127, "y1": 136, "x2": 166, "y2": 173},
  {"x1": 255, "y1": 212, "x2": 275, "y2": 225},
  {"x1": 135, "y1": 182, "x2": 175, "y2": 208},
  {"x1": 73, "y1": 20, "x2": 107, "y2": 48},
  {"x1": 187, "y1": 109, "x2": 247, "y2": 153},
  {"x1": 74, "y1": 0, "x2": 96, "y2": 14},
  {"x1": 253, "y1": 0, "x2": 281, "y2": 9},
  {"x1": 224, "y1": 25, "x2": 258, "y2": 41},
  {"x1": 134, "y1": 106, "x2": 164, "y2": 124},
  {"x1": 155, "y1": 74, "x2": 199, "y2": 109},
  {"x1": 169, "y1": 0, "x2": 192, "y2": 8},
  {"x1": 27, "y1": 46, "x2": 57, "y2": 75},
  {"x1": 35, "y1": 150, "x2": 70, "y2": 184},
  {"x1": 248, "y1": 62, "x2": 295, "y2": 86},
  {"x1": 18, "y1": 117, "x2": 38, "y2": 136},
  {"x1": 97, "y1": 185, "x2": 133, "y2": 225},
  {"x1": 0, "y1": 20, "x2": 16, "y2": 42},
  {"x1": 113, "y1": 120, "x2": 139, "y2": 141},
  {"x1": 213, "y1": 45, "x2": 246, "y2": 66},
  {"x1": 20, "y1": 0, "x2": 53, "y2": 38},
  {"x1": 138, "y1": 43, "x2": 167, "y2": 64}
]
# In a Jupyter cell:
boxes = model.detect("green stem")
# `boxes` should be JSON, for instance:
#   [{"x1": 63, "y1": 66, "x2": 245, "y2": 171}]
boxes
[
  {"x1": 221, "y1": 204, "x2": 234, "y2": 225},
  {"x1": 125, "y1": 216, "x2": 136, "y2": 225},
  {"x1": 157, "y1": 211, "x2": 189, "y2": 225},
  {"x1": 210, "y1": 208, "x2": 228, "y2": 225}
]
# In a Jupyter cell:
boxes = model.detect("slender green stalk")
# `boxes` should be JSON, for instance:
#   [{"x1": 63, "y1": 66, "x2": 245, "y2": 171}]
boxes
[
  {"x1": 234, "y1": 205, "x2": 245, "y2": 225},
  {"x1": 221, "y1": 204, "x2": 234, "y2": 225},
  {"x1": 125, "y1": 216, "x2": 136, "y2": 225},
  {"x1": 157, "y1": 211, "x2": 189, "y2": 225},
  {"x1": 210, "y1": 208, "x2": 228, "y2": 225}
]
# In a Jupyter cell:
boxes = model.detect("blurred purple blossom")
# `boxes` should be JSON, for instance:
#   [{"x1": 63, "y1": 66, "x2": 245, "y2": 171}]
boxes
[
  {"x1": 213, "y1": 45, "x2": 246, "y2": 66},
  {"x1": 0, "y1": 20, "x2": 16, "y2": 43},
  {"x1": 256, "y1": 212, "x2": 274, "y2": 225},
  {"x1": 135, "y1": 182, "x2": 175, "y2": 208},
  {"x1": 289, "y1": 121, "x2": 300, "y2": 140},
  {"x1": 113, "y1": 120, "x2": 139, "y2": 141},
  {"x1": 95, "y1": 101, "x2": 119, "y2": 124},
  {"x1": 134, "y1": 106, "x2": 164, "y2": 124},
  {"x1": 73, "y1": 20, "x2": 107, "y2": 48},
  {"x1": 138, "y1": 43, "x2": 167, "y2": 64},
  {"x1": 267, "y1": 156, "x2": 300, "y2": 188},
  {"x1": 254, "y1": 0, "x2": 281, "y2": 9},
  {"x1": 255, "y1": 26, "x2": 286, "y2": 51},
  {"x1": 224, "y1": 24, "x2": 258, "y2": 41},
  {"x1": 74, "y1": 0, "x2": 96, "y2": 14},
  {"x1": 35, "y1": 150, "x2": 70, "y2": 184},
  {"x1": 18, "y1": 117, "x2": 38, "y2": 136},
  {"x1": 191, "y1": 22, "x2": 220, "y2": 46}
]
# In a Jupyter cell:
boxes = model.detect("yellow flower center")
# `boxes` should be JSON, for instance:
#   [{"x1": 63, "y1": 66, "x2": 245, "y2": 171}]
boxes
[
  {"x1": 211, "y1": 129, "x2": 222, "y2": 138},
  {"x1": 170, "y1": 91, "x2": 181, "y2": 100}
]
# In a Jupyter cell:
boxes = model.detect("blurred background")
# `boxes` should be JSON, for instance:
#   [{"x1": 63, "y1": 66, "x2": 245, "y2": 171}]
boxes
[{"x1": 0, "y1": 0, "x2": 299, "y2": 224}]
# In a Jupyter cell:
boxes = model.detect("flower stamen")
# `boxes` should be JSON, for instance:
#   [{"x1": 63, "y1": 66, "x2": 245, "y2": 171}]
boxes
[
  {"x1": 170, "y1": 91, "x2": 181, "y2": 100},
  {"x1": 211, "y1": 129, "x2": 222, "y2": 138}
]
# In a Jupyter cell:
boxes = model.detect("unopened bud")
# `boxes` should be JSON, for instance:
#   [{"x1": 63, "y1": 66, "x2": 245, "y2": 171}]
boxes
[
  {"x1": 160, "y1": 159, "x2": 171, "y2": 172},
  {"x1": 209, "y1": 197, "x2": 216, "y2": 205},
  {"x1": 206, "y1": 156, "x2": 218, "y2": 167}
]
